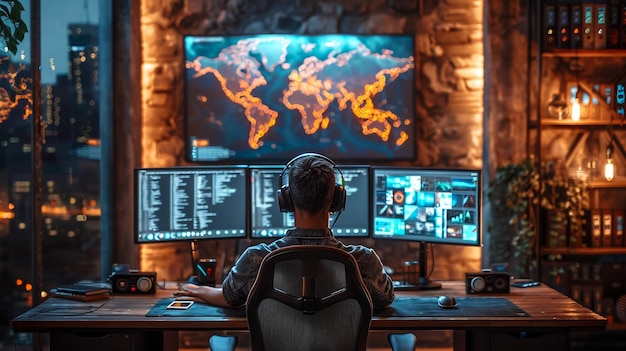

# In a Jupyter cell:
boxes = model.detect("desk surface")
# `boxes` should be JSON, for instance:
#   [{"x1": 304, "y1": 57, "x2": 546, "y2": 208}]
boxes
[{"x1": 12, "y1": 281, "x2": 607, "y2": 333}]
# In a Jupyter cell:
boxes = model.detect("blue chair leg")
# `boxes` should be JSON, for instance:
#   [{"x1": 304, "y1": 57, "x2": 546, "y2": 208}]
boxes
[
  {"x1": 388, "y1": 332, "x2": 417, "y2": 351},
  {"x1": 208, "y1": 334, "x2": 238, "y2": 351}
]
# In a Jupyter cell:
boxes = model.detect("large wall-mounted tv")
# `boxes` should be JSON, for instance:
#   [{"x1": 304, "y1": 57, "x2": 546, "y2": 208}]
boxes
[{"x1": 184, "y1": 34, "x2": 415, "y2": 163}]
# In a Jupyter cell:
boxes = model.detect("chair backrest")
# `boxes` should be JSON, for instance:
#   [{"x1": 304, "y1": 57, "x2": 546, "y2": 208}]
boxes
[{"x1": 245, "y1": 245, "x2": 373, "y2": 351}]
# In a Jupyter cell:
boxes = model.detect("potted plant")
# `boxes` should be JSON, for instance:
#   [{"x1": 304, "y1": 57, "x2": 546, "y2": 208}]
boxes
[
  {"x1": 486, "y1": 157, "x2": 588, "y2": 279},
  {"x1": 0, "y1": 0, "x2": 28, "y2": 55}
]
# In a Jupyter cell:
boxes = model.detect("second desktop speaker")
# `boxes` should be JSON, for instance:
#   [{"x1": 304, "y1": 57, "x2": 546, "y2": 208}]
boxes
[
  {"x1": 465, "y1": 272, "x2": 510, "y2": 294},
  {"x1": 110, "y1": 272, "x2": 157, "y2": 294}
]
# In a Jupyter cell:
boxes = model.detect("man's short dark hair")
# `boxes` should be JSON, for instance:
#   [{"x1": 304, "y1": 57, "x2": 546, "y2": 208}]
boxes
[{"x1": 288, "y1": 155, "x2": 335, "y2": 215}]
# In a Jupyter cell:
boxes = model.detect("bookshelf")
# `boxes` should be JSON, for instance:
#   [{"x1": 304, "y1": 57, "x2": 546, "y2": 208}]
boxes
[{"x1": 533, "y1": 0, "x2": 626, "y2": 328}]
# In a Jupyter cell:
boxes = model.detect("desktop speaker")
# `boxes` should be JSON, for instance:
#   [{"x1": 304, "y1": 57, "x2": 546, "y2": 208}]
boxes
[
  {"x1": 466, "y1": 272, "x2": 510, "y2": 294},
  {"x1": 110, "y1": 272, "x2": 157, "y2": 295}
]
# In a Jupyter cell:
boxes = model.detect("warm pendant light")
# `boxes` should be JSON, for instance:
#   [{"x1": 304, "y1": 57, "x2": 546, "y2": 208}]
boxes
[
  {"x1": 571, "y1": 97, "x2": 581, "y2": 121},
  {"x1": 605, "y1": 143, "x2": 615, "y2": 181},
  {"x1": 571, "y1": 86, "x2": 581, "y2": 121},
  {"x1": 571, "y1": 48, "x2": 581, "y2": 121}
]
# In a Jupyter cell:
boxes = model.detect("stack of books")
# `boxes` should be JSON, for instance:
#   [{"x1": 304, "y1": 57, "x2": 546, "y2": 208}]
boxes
[{"x1": 52, "y1": 283, "x2": 112, "y2": 301}]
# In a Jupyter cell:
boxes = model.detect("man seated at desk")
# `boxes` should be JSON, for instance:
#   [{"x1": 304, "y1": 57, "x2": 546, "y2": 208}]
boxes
[{"x1": 174, "y1": 153, "x2": 395, "y2": 309}]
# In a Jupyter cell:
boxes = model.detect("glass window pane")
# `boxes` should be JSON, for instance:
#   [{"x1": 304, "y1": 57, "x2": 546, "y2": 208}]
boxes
[
  {"x1": 39, "y1": 0, "x2": 102, "y2": 292},
  {"x1": 0, "y1": 0, "x2": 34, "y2": 347},
  {"x1": 0, "y1": 1, "x2": 106, "y2": 348}
]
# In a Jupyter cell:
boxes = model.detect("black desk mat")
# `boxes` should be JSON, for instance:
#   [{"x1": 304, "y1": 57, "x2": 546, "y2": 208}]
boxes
[
  {"x1": 375, "y1": 296, "x2": 529, "y2": 317},
  {"x1": 147, "y1": 296, "x2": 529, "y2": 318}
]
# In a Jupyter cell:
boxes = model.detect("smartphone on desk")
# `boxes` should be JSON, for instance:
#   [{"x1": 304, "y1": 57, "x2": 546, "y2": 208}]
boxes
[
  {"x1": 167, "y1": 300, "x2": 194, "y2": 310},
  {"x1": 511, "y1": 280, "x2": 541, "y2": 288}
]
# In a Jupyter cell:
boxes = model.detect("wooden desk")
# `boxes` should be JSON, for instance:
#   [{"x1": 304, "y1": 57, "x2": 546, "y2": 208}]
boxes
[{"x1": 11, "y1": 281, "x2": 606, "y2": 351}]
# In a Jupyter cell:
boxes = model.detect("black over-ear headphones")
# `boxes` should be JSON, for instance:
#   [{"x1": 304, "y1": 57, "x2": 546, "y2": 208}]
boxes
[{"x1": 276, "y1": 153, "x2": 346, "y2": 213}]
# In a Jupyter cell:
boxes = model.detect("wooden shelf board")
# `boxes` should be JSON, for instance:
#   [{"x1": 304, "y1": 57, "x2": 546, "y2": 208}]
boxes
[
  {"x1": 542, "y1": 247, "x2": 626, "y2": 256},
  {"x1": 540, "y1": 119, "x2": 626, "y2": 127},
  {"x1": 542, "y1": 49, "x2": 626, "y2": 58},
  {"x1": 587, "y1": 179, "x2": 626, "y2": 188}
]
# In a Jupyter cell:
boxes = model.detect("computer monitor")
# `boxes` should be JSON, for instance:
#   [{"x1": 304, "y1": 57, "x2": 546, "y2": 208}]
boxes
[
  {"x1": 371, "y1": 167, "x2": 482, "y2": 290},
  {"x1": 249, "y1": 165, "x2": 371, "y2": 238},
  {"x1": 183, "y1": 34, "x2": 416, "y2": 163},
  {"x1": 134, "y1": 166, "x2": 248, "y2": 244},
  {"x1": 134, "y1": 166, "x2": 248, "y2": 281}
]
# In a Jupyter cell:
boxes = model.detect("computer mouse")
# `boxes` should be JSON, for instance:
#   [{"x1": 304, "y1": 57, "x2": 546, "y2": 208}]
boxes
[{"x1": 437, "y1": 295, "x2": 457, "y2": 309}]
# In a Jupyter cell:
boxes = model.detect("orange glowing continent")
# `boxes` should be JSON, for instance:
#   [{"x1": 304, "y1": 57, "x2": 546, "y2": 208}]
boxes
[{"x1": 283, "y1": 44, "x2": 414, "y2": 145}]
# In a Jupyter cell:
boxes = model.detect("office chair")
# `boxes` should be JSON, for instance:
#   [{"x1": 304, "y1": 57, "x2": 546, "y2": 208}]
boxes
[
  {"x1": 245, "y1": 244, "x2": 373, "y2": 351},
  {"x1": 208, "y1": 245, "x2": 417, "y2": 351}
]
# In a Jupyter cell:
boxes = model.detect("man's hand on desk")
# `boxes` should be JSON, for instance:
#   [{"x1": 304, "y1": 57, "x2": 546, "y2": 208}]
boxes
[{"x1": 173, "y1": 283, "x2": 232, "y2": 308}]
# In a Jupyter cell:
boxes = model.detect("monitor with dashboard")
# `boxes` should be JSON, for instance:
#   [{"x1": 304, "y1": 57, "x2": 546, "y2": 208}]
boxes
[
  {"x1": 371, "y1": 167, "x2": 482, "y2": 290},
  {"x1": 183, "y1": 34, "x2": 416, "y2": 163},
  {"x1": 249, "y1": 165, "x2": 371, "y2": 239}
]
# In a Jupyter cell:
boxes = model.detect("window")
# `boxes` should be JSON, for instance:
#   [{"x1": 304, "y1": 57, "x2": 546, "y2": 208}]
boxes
[{"x1": 0, "y1": 1, "x2": 110, "y2": 348}]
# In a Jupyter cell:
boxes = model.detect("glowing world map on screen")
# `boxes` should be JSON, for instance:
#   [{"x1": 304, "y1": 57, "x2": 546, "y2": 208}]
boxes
[{"x1": 184, "y1": 34, "x2": 415, "y2": 162}]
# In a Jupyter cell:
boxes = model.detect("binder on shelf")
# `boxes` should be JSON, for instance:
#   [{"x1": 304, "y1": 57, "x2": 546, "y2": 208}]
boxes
[
  {"x1": 594, "y1": 3, "x2": 608, "y2": 49},
  {"x1": 601, "y1": 262, "x2": 625, "y2": 296},
  {"x1": 622, "y1": 1, "x2": 626, "y2": 48},
  {"x1": 571, "y1": 260, "x2": 581, "y2": 280},
  {"x1": 592, "y1": 262, "x2": 602, "y2": 281},
  {"x1": 616, "y1": 82, "x2": 625, "y2": 117},
  {"x1": 582, "y1": 3, "x2": 595, "y2": 49},
  {"x1": 545, "y1": 210, "x2": 568, "y2": 247},
  {"x1": 589, "y1": 209, "x2": 602, "y2": 247},
  {"x1": 571, "y1": 3, "x2": 583, "y2": 49},
  {"x1": 582, "y1": 285, "x2": 594, "y2": 309},
  {"x1": 613, "y1": 209, "x2": 624, "y2": 247},
  {"x1": 543, "y1": 3, "x2": 558, "y2": 51},
  {"x1": 558, "y1": 4, "x2": 570, "y2": 48},
  {"x1": 607, "y1": 3, "x2": 621, "y2": 48},
  {"x1": 540, "y1": 260, "x2": 571, "y2": 295},
  {"x1": 602, "y1": 297, "x2": 615, "y2": 318},
  {"x1": 580, "y1": 262, "x2": 592, "y2": 281},
  {"x1": 592, "y1": 285, "x2": 603, "y2": 313},
  {"x1": 569, "y1": 216, "x2": 585, "y2": 248},
  {"x1": 602, "y1": 209, "x2": 613, "y2": 247}
]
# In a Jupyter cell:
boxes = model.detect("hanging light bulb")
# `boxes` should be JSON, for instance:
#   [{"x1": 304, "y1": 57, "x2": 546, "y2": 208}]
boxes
[
  {"x1": 605, "y1": 143, "x2": 615, "y2": 181},
  {"x1": 571, "y1": 50, "x2": 581, "y2": 121},
  {"x1": 571, "y1": 86, "x2": 581, "y2": 121}
]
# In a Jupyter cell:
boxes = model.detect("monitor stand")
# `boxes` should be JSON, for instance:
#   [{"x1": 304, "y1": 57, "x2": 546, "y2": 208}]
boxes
[{"x1": 394, "y1": 242, "x2": 442, "y2": 291}]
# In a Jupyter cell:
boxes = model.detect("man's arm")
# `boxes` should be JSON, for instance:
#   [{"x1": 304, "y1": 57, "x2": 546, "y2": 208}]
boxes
[{"x1": 173, "y1": 283, "x2": 231, "y2": 307}]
